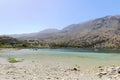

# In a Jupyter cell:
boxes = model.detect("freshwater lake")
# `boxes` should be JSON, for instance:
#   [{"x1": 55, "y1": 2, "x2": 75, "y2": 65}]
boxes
[
  {"x1": 0, "y1": 48, "x2": 120, "y2": 59},
  {"x1": 0, "y1": 48, "x2": 120, "y2": 68}
]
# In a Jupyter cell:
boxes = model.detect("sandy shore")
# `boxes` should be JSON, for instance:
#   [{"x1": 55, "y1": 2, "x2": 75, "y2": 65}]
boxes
[{"x1": 0, "y1": 57, "x2": 120, "y2": 80}]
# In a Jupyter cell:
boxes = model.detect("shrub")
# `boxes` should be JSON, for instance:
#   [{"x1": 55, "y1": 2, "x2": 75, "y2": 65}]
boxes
[{"x1": 8, "y1": 56, "x2": 22, "y2": 63}]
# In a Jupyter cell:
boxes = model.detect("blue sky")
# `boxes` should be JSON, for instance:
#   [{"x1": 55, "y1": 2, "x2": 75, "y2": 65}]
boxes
[{"x1": 0, "y1": 0, "x2": 120, "y2": 34}]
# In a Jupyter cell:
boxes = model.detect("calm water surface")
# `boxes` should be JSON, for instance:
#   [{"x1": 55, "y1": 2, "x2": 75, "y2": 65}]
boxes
[
  {"x1": 0, "y1": 48, "x2": 120, "y2": 59},
  {"x1": 0, "y1": 48, "x2": 120, "y2": 67}
]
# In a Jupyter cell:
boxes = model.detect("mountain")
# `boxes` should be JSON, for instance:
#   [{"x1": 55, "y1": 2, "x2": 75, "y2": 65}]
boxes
[
  {"x1": 10, "y1": 15, "x2": 120, "y2": 49},
  {"x1": 10, "y1": 29, "x2": 60, "y2": 40}
]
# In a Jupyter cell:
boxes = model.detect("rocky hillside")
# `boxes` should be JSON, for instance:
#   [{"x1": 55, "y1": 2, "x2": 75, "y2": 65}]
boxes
[
  {"x1": 10, "y1": 15, "x2": 120, "y2": 49},
  {"x1": 10, "y1": 29, "x2": 60, "y2": 40},
  {"x1": 0, "y1": 36, "x2": 29, "y2": 48}
]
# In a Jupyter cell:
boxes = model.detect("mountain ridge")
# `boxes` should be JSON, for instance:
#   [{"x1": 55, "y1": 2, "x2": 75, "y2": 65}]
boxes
[{"x1": 8, "y1": 15, "x2": 120, "y2": 49}]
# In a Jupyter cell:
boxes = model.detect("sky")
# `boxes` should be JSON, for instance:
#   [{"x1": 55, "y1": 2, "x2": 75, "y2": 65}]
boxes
[{"x1": 0, "y1": 0, "x2": 120, "y2": 34}]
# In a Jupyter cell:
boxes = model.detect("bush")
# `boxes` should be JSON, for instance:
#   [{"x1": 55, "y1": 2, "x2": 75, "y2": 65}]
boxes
[{"x1": 8, "y1": 56, "x2": 22, "y2": 63}]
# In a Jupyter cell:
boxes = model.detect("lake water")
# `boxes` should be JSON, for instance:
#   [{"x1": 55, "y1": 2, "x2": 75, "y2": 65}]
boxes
[
  {"x1": 0, "y1": 48, "x2": 120, "y2": 68},
  {"x1": 0, "y1": 48, "x2": 120, "y2": 60}
]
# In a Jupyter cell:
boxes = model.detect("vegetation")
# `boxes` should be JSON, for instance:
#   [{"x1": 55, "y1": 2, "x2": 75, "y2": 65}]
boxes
[
  {"x1": 0, "y1": 34, "x2": 120, "y2": 49},
  {"x1": 47, "y1": 33, "x2": 120, "y2": 49},
  {"x1": 0, "y1": 36, "x2": 31, "y2": 48},
  {"x1": 8, "y1": 56, "x2": 20, "y2": 63}
]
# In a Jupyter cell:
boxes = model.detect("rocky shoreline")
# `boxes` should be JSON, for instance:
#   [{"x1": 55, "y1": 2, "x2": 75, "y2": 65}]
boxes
[
  {"x1": 97, "y1": 65, "x2": 120, "y2": 80},
  {"x1": 0, "y1": 58, "x2": 119, "y2": 80}
]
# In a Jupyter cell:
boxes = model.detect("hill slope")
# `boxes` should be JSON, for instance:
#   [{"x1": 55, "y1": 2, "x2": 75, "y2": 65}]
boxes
[
  {"x1": 10, "y1": 15, "x2": 120, "y2": 49},
  {"x1": 0, "y1": 36, "x2": 30, "y2": 48}
]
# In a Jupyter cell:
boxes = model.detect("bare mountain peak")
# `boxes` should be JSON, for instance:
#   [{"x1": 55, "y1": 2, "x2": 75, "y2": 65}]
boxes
[
  {"x1": 10, "y1": 14, "x2": 120, "y2": 40},
  {"x1": 39, "y1": 28, "x2": 59, "y2": 33},
  {"x1": 63, "y1": 24, "x2": 78, "y2": 30}
]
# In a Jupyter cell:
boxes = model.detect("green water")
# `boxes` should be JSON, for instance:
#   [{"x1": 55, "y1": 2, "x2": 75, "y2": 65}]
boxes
[
  {"x1": 0, "y1": 48, "x2": 120, "y2": 59},
  {"x1": 0, "y1": 48, "x2": 120, "y2": 67}
]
